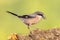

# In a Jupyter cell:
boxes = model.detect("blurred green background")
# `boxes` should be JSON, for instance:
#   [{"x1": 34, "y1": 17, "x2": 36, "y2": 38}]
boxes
[{"x1": 0, "y1": 0, "x2": 60, "y2": 40}]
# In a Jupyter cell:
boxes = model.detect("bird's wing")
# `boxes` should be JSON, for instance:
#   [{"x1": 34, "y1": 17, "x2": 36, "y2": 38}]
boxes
[
  {"x1": 19, "y1": 14, "x2": 36, "y2": 19},
  {"x1": 27, "y1": 14, "x2": 36, "y2": 18},
  {"x1": 28, "y1": 15, "x2": 36, "y2": 18}
]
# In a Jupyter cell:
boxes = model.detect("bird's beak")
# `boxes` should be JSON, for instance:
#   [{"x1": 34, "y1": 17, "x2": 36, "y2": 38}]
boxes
[{"x1": 42, "y1": 15, "x2": 45, "y2": 19}]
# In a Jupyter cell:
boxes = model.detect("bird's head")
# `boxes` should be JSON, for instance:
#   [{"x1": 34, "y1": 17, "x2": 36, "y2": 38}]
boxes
[{"x1": 34, "y1": 11, "x2": 45, "y2": 19}]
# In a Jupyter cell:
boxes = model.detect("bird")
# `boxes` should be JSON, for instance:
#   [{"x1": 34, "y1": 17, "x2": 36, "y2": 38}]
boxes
[{"x1": 7, "y1": 11, "x2": 45, "y2": 30}]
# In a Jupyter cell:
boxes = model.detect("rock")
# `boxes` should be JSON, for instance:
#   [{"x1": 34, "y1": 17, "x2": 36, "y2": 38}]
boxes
[{"x1": 8, "y1": 28, "x2": 60, "y2": 40}]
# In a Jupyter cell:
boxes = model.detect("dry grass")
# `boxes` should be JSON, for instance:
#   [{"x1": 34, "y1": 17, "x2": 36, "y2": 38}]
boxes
[{"x1": 8, "y1": 28, "x2": 60, "y2": 40}]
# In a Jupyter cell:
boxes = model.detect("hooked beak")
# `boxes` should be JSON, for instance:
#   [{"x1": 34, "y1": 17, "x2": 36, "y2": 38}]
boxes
[{"x1": 42, "y1": 15, "x2": 46, "y2": 19}]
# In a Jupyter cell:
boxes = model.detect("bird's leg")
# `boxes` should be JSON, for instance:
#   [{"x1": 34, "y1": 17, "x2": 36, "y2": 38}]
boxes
[
  {"x1": 27, "y1": 25, "x2": 31, "y2": 32},
  {"x1": 27, "y1": 24, "x2": 32, "y2": 34},
  {"x1": 27, "y1": 26, "x2": 30, "y2": 30}
]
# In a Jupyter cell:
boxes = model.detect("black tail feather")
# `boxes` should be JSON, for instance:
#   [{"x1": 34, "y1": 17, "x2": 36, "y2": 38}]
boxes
[{"x1": 7, "y1": 11, "x2": 19, "y2": 17}]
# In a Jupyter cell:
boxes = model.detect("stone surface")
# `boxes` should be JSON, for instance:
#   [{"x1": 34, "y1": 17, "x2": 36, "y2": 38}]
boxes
[{"x1": 8, "y1": 28, "x2": 60, "y2": 40}]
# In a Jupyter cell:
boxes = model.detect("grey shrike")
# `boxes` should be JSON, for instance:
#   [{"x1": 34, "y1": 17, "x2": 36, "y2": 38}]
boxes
[{"x1": 7, "y1": 11, "x2": 45, "y2": 29}]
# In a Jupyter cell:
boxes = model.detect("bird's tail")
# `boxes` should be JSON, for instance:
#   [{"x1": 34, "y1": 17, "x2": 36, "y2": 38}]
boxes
[{"x1": 7, "y1": 11, "x2": 19, "y2": 17}]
